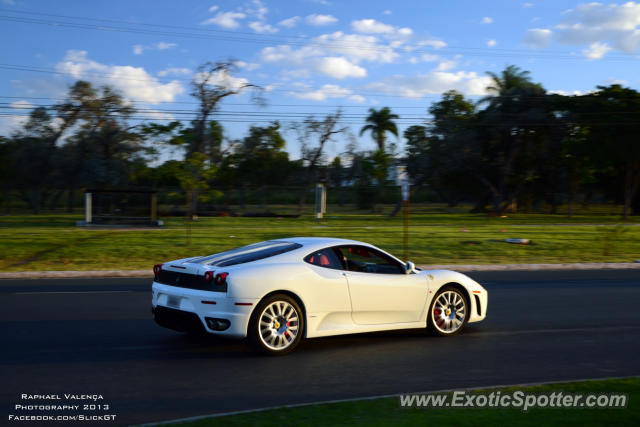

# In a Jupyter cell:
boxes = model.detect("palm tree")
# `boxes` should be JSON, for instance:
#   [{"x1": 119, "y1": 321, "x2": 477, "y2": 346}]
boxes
[
  {"x1": 481, "y1": 65, "x2": 535, "y2": 106},
  {"x1": 486, "y1": 65, "x2": 532, "y2": 94},
  {"x1": 359, "y1": 107, "x2": 399, "y2": 151}
]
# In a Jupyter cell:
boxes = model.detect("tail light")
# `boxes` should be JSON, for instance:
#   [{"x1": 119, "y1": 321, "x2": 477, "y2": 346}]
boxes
[
  {"x1": 153, "y1": 264, "x2": 163, "y2": 279},
  {"x1": 215, "y1": 272, "x2": 229, "y2": 286},
  {"x1": 203, "y1": 270, "x2": 215, "y2": 283}
]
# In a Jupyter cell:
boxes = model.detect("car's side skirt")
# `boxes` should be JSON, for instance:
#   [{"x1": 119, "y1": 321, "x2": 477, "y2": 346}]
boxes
[{"x1": 306, "y1": 320, "x2": 427, "y2": 338}]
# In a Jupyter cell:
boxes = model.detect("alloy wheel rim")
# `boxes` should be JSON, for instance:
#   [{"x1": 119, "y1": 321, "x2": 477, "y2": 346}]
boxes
[
  {"x1": 432, "y1": 291, "x2": 466, "y2": 333},
  {"x1": 258, "y1": 301, "x2": 300, "y2": 350}
]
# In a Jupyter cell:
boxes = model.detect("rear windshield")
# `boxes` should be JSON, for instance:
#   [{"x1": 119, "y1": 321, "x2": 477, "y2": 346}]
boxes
[{"x1": 191, "y1": 241, "x2": 302, "y2": 267}]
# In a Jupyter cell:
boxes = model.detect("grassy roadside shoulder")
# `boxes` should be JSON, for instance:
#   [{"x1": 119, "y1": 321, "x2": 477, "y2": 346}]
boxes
[
  {"x1": 1, "y1": 211, "x2": 639, "y2": 271},
  {"x1": 166, "y1": 378, "x2": 640, "y2": 427}
]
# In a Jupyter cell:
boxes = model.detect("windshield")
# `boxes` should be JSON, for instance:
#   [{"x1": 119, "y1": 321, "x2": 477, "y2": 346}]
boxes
[{"x1": 190, "y1": 240, "x2": 302, "y2": 267}]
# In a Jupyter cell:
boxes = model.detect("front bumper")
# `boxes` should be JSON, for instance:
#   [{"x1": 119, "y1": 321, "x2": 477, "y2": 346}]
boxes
[{"x1": 152, "y1": 282, "x2": 257, "y2": 339}]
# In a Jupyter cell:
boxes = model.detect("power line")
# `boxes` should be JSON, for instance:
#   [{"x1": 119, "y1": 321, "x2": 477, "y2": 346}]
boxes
[
  {"x1": 0, "y1": 95, "x2": 437, "y2": 108},
  {"x1": 0, "y1": 8, "x2": 637, "y2": 61},
  {"x1": 6, "y1": 62, "x2": 640, "y2": 102},
  {"x1": 2, "y1": 110, "x2": 639, "y2": 127}
]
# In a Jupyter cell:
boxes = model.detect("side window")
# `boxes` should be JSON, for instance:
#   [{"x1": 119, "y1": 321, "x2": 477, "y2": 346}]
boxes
[
  {"x1": 304, "y1": 248, "x2": 344, "y2": 270},
  {"x1": 336, "y1": 246, "x2": 404, "y2": 274}
]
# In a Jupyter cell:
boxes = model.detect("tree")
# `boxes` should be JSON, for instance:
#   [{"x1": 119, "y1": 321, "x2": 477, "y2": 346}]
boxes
[
  {"x1": 175, "y1": 152, "x2": 218, "y2": 217},
  {"x1": 483, "y1": 65, "x2": 533, "y2": 102},
  {"x1": 473, "y1": 65, "x2": 560, "y2": 213},
  {"x1": 359, "y1": 107, "x2": 399, "y2": 151},
  {"x1": 4, "y1": 108, "x2": 61, "y2": 213},
  {"x1": 293, "y1": 110, "x2": 346, "y2": 211},
  {"x1": 186, "y1": 61, "x2": 261, "y2": 215},
  {"x1": 3, "y1": 81, "x2": 96, "y2": 213},
  {"x1": 59, "y1": 81, "x2": 140, "y2": 189},
  {"x1": 577, "y1": 85, "x2": 640, "y2": 219},
  {"x1": 229, "y1": 122, "x2": 291, "y2": 210},
  {"x1": 423, "y1": 91, "x2": 478, "y2": 207}
]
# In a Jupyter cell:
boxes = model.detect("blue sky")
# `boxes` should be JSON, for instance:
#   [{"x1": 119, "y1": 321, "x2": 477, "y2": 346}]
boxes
[{"x1": 2, "y1": 0, "x2": 639, "y2": 160}]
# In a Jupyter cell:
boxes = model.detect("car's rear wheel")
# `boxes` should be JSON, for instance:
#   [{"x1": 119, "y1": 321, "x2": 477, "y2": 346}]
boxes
[
  {"x1": 427, "y1": 285, "x2": 468, "y2": 336},
  {"x1": 248, "y1": 294, "x2": 304, "y2": 355}
]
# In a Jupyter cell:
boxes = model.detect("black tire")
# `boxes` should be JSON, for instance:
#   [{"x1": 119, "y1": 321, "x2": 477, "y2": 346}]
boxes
[
  {"x1": 248, "y1": 294, "x2": 305, "y2": 356},
  {"x1": 427, "y1": 285, "x2": 469, "y2": 336}
]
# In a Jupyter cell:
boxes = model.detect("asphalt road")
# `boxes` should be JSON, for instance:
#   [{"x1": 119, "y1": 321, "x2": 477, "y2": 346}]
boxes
[{"x1": 1, "y1": 270, "x2": 640, "y2": 425}]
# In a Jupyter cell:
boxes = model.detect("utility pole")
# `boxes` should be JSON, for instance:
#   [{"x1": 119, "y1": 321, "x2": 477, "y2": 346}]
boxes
[
  {"x1": 402, "y1": 179, "x2": 409, "y2": 261},
  {"x1": 315, "y1": 183, "x2": 326, "y2": 222}
]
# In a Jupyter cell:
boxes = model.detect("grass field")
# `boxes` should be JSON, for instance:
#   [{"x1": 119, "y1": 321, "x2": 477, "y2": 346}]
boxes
[
  {"x1": 170, "y1": 378, "x2": 640, "y2": 426},
  {"x1": 1, "y1": 204, "x2": 639, "y2": 271}
]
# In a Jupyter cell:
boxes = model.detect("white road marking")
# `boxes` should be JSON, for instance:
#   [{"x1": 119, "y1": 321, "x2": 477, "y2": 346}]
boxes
[
  {"x1": 13, "y1": 290, "x2": 133, "y2": 295},
  {"x1": 468, "y1": 325, "x2": 640, "y2": 337}
]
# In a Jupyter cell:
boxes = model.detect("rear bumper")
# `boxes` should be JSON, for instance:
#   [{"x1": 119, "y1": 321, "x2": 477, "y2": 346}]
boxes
[
  {"x1": 153, "y1": 305, "x2": 205, "y2": 333},
  {"x1": 152, "y1": 282, "x2": 257, "y2": 339}
]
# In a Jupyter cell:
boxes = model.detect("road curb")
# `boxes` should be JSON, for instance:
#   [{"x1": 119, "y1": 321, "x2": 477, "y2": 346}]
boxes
[
  {"x1": 1, "y1": 262, "x2": 640, "y2": 279},
  {"x1": 134, "y1": 375, "x2": 640, "y2": 426},
  {"x1": 0, "y1": 270, "x2": 151, "y2": 279},
  {"x1": 419, "y1": 262, "x2": 640, "y2": 272}
]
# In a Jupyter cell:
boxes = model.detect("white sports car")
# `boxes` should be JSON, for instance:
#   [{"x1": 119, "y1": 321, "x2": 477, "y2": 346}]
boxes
[{"x1": 151, "y1": 237, "x2": 487, "y2": 355}]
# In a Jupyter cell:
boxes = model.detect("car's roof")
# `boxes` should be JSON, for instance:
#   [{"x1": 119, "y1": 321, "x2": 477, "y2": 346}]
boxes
[{"x1": 279, "y1": 237, "x2": 368, "y2": 247}]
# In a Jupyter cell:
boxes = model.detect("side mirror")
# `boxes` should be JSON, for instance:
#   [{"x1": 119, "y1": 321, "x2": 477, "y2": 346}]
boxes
[{"x1": 405, "y1": 261, "x2": 416, "y2": 274}]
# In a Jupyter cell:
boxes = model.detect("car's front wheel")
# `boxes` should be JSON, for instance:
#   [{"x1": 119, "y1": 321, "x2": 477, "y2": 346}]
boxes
[
  {"x1": 427, "y1": 285, "x2": 469, "y2": 336},
  {"x1": 248, "y1": 294, "x2": 304, "y2": 355}
]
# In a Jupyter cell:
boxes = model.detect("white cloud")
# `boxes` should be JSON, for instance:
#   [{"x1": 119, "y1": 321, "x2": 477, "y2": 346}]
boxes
[
  {"x1": 235, "y1": 61, "x2": 261, "y2": 71},
  {"x1": 56, "y1": 50, "x2": 184, "y2": 104},
  {"x1": 208, "y1": 5, "x2": 219, "y2": 13},
  {"x1": 416, "y1": 39, "x2": 447, "y2": 49},
  {"x1": 383, "y1": 10, "x2": 392, "y2": 15},
  {"x1": 10, "y1": 100, "x2": 34, "y2": 110},
  {"x1": 523, "y1": 2, "x2": 534, "y2": 8},
  {"x1": 157, "y1": 67, "x2": 191, "y2": 77},
  {"x1": 0, "y1": 100, "x2": 33, "y2": 134},
  {"x1": 349, "y1": 94, "x2": 366, "y2": 103},
  {"x1": 421, "y1": 53, "x2": 439, "y2": 62},
  {"x1": 351, "y1": 19, "x2": 412, "y2": 38},
  {"x1": 262, "y1": 43, "x2": 368, "y2": 79},
  {"x1": 583, "y1": 41, "x2": 612, "y2": 59},
  {"x1": 142, "y1": 109, "x2": 176, "y2": 121},
  {"x1": 261, "y1": 31, "x2": 400, "y2": 71},
  {"x1": 352, "y1": 19, "x2": 394, "y2": 34},
  {"x1": 525, "y1": 2, "x2": 640, "y2": 55},
  {"x1": 316, "y1": 31, "x2": 400, "y2": 63},
  {"x1": 132, "y1": 42, "x2": 177, "y2": 55},
  {"x1": 278, "y1": 16, "x2": 300, "y2": 28},
  {"x1": 487, "y1": 39, "x2": 497, "y2": 47},
  {"x1": 315, "y1": 57, "x2": 367, "y2": 79},
  {"x1": 247, "y1": 0, "x2": 268, "y2": 21},
  {"x1": 249, "y1": 21, "x2": 278, "y2": 33},
  {"x1": 524, "y1": 28, "x2": 552, "y2": 47},
  {"x1": 548, "y1": 89, "x2": 589, "y2": 96},
  {"x1": 306, "y1": 14, "x2": 338, "y2": 26},
  {"x1": 192, "y1": 68, "x2": 250, "y2": 92},
  {"x1": 436, "y1": 59, "x2": 457, "y2": 71},
  {"x1": 408, "y1": 56, "x2": 418, "y2": 64},
  {"x1": 602, "y1": 77, "x2": 628, "y2": 85},
  {"x1": 482, "y1": 17, "x2": 493, "y2": 24},
  {"x1": 202, "y1": 11, "x2": 246, "y2": 28},
  {"x1": 366, "y1": 71, "x2": 492, "y2": 98},
  {"x1": 290, "y1": 84, "x2": 353, "y2": 101},
  {"x1": 156, "y1": 42, "x2": 176, "y2": 50}
]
